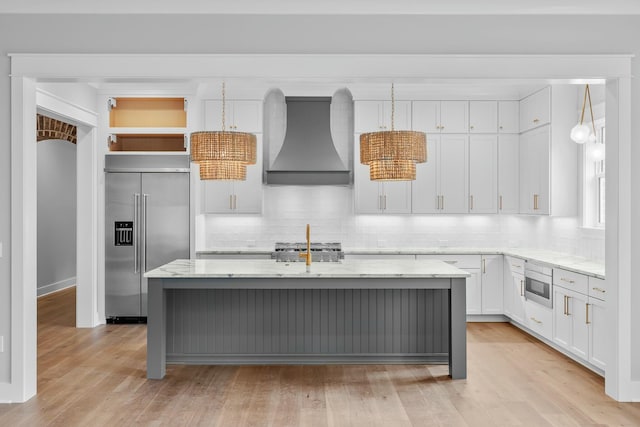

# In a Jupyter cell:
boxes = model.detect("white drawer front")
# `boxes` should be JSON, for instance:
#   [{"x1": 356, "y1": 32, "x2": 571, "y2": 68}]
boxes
[
  {"x1": 416, "y1": 254, "x2": 481, "y2": 269},
  {"x1": 505, "y1": 256, "x2": 525, "y2": 276},
  {"x1": 553, "y1": 268, "x2": 588, "y2": 295},
  {"x1": 524, "y1": 299, "x2": 553, "y2": 340},
  {"x1": 588, "y1": 277, "x2": 607, "y2": 301}
]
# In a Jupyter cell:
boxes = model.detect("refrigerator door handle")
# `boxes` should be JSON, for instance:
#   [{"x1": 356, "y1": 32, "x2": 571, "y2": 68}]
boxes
[
  {"x1": 134, "y1": 193, "x2": 140, "y2": 273},
  {"x1": 143, "y1": 194, "x2": 149, "y2": 272}
]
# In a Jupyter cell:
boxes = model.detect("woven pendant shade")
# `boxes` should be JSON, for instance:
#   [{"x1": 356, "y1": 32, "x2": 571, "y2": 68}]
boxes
[
  {"x1": 360, "y1": 130, "x2": 427, "y2": 181},
  {"x1": 198, "y1": 160, "x2": 247, "y2": 180},
  {"x1": 368, "y1": 159, "x2": 416, "y2": 181},
  {"x1": 190, "y1": 83, "x2": 257, "y2": 180},
  {"x1": 359, "y1": 84, "x2": 427, "y2": 181}
]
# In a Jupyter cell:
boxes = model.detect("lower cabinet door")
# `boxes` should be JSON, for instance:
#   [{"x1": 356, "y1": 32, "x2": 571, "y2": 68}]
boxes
[
  {"x1": 511, "y1": 273, "x2": 526, "y2": 324},
  {"x1": 588, "y1": 296, "x2": 607, "y2": 371},
  {"x1": 553, "y1": 286, "x2": 573, "y2": 349},
  {"x1": 524, "y1": 299, "x2": 552, "y2": 341},
  {"x1": 481, "y1": 255, "x2": 503, "y2": 314},
  {"x1": 465, "y1": 268, "x2": 482, "y2": 315},
  {"x1": 569, "y1": 292, "x2": 589, "y2": 361}
]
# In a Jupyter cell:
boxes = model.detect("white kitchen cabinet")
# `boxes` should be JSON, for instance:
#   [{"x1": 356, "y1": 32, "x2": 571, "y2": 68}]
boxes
[
  {"x1": 354, "y1": 142, "x2": 411, "y2": 214},
  {"x1": 519, "y1": 87, "x2": 550, "y2": 133},
  {"x1": 466, "y1": 268, "x2": 482, "y2": 315},
  {"x1": 415, "y1": 254, "x2": 483, "y2": 316},
  {"x1": 469, "y1": 101, "x2": 498, "y2": 133},
  {"x1": 498, "y1": 134, "x2": 519, "y2": 213},
  {"x1": 354, "y1": 100, "x2": 412, "y2": 133},
  {"x1": 588, "y1": 295, "x2": 607, "y2": 371},
  {"x1": 481, "y1": 255, "x2": 503, "y2": 315},
  {"x1": 498, "y1": 101, "x2": 519, "y2": 133},
  {"x1": 439, "y1": 135, "x2": 469, "y2": 213},
  {"x1": 202, "y1": 135, "x2": 263, "y2": 214},
  {"x1": 204, "y1": 99, "x2": 262, "y2": 133},
  {"x1": 469, "y1": 135, "x2": 498, "y2": 214},
  {"x1": 412, "y1": 101, "x2": 468, "y2": 134},
  {"x1": 504, "y1": 256, "x2": 525, "y2": 324},
  {"x1": 524, "y1": 299, "x2": 553, "y2": 340},
  {"x1": 519, "y1": 125, "x2": 550, "y2": 215},
  {"x1": 518, "y1": 86, "x2": 577, "y2": 216},
  {"x1": 553, "y1": 270, "x2": 606, "y2": 372},
  {"x1": 553, "y1": 286, "x2": 589, "y2": 360},
  {"x1": 412, "y1": 134, "x2": 468, "y2": 213}
]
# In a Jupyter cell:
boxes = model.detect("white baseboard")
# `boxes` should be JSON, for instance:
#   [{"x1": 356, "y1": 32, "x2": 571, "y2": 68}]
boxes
[
  {"x1": 37, "y1": 277, "x2": 76, "y2": 297},
  {"x1": 466, "y1": 314, "x2": 509, "y2": 323}
]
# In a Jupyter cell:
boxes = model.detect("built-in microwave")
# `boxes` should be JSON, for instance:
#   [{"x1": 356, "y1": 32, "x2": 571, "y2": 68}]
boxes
[{"x1": 524, "y1": 262, "x2": 553, "y2": 308}]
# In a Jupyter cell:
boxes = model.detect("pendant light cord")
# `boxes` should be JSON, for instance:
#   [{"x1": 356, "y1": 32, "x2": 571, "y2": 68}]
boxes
[
  {"x1": 391, "y1": 83, "x2": 395, "y2": 131},
  {"x1": 221, "y1": 82, "x2": 226, "y2": 132},
  {"x1": 579, "y1": 84, "x2": 597, "y2": 136}
]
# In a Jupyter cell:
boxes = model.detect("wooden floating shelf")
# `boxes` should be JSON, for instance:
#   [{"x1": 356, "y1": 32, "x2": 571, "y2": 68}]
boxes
[
  {"x1": 110, "y1": 97, "x2": 187, "y2": 128},
  {"x1": 109, "y1": 134, "x2": 186, "y2": 152}
]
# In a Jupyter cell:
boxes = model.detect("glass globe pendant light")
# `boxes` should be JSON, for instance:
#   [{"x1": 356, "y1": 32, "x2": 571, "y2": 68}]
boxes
[{"x1": 570, "y1": 84, "x2": 596, "y2": 144}]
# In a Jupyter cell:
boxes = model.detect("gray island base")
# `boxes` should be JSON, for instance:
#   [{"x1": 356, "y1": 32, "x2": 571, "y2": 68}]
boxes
[{"x1": 145, "y1": 259, "x2": 469, "y2": 380}]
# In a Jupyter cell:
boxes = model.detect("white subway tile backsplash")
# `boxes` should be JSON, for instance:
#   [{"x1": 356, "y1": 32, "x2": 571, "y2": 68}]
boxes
[{"x1": 198, "y1": 186, "x2": 604, "y2": 261}]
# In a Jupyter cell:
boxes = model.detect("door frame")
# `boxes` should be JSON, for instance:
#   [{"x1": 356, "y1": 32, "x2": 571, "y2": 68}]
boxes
[{"x1": 6, "y1": 78, "x2": 99, "y2": 402}]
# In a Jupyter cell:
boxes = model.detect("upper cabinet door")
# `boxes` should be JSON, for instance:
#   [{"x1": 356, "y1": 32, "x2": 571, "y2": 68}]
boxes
[
  {"x1": 204, "y1": 100, "x2": 262, "y2": 133},
  {"x1": 412, "y1": 101, "x2": 440, "y2": 133},
  {"x1": 498, "y1": 134, "x2": 520, "y2": 214},
  {"x1": 383, "y1": 100, "x2": 412, "y2": 131},
  {"x1": 231, "y1": 101, "x2": 263, "y2": 133},
  {"x1": 469, "y1": 101, "x2": 498, "y2": 133},
  {"x1": 520, "y1": 87, "x2": 550, "y2": 133},
  {"x1": 439, "y1": 101, "x2": 468, "y2": 133},
  {"x1": 354, "y1": 101, "x2": 386, "y2": 133},
  {"x1": 438, "y1": 134, "x2": 469, "y2": 213},
  {"x1": 469, "y1": 135, "x2": 498, "y2": 214},
  {"x1": 411, "y1": 135, "x2": 439, "y2": 214},
  {"x1": 498, "y1": 101, "x2": 519, "y2": 133}
]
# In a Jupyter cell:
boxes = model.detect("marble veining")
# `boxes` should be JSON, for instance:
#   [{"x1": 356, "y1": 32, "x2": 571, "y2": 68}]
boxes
[
  {"x1": 145, "y1": 259, "x2": 471, "y2": 279},
  {"x1": 195, "y1": 247, "x2": 605, "y2": 278}
]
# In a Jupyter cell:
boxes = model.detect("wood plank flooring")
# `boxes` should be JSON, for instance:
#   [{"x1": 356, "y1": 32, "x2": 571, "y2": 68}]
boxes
[{"x1": 1, "y1": 286, "x2": 639, "y2": 426}]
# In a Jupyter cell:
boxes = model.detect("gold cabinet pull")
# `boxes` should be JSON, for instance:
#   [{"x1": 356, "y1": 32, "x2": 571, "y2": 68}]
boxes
[
  {"x1": 229, "y1": 194, "x2": 233, "y2": 210},
  {"x1": 533, "y1": 194, "x2": 539, "y2": 210},
  {"x1": 560, "y1": 277, "x2": 575, "y2": 284},
  {"x1": 533, "y1": 118, "x2": 540, "y2": 123},
  {"x1": 470, "y1": 195, "x2": 474, "y2": 210},
  {"x1": 592, "y1": 287, "x2": 606, "y2": 293},
  {"x1": 499, "y1": 195, "x2": 503, "y2": 210},
  {"x1": 530, "y1": 317, "x2": 542, "y2": 324},
  {"x1": 482, "y1": 258, "x2": 486, "y2": 274},
  {"x1": 586, "y1": 303, "x2": 591, "y2": 325},
  {"x1": 566, "y1": 295, "x2": 571, "y2": 316},
  {"x1": 520, "y1": 280, "x2": 524, "y2": 297}
]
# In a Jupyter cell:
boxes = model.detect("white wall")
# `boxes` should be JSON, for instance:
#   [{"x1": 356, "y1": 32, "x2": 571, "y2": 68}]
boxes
[
  {"x1": 0, "y1": 12, "x2": 639, "y2": 394},
  {"x1": 37, "y1": 139, "x2": 77, "y2": 295}
]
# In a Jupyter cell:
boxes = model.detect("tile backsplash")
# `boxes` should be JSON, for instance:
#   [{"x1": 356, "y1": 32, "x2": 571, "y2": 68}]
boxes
[{"x1": 198, "y1": 185, "x2": 604, "y2": 261}]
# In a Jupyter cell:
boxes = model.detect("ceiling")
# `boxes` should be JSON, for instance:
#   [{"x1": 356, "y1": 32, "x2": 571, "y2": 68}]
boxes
[{"x1": 1, "y1": 0, "x2": 640, "y2": 15}]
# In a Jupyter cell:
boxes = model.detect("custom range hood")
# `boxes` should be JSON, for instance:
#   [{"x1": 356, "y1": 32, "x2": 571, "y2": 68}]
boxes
[{"x1": 265, "y1": 93, "x2": 352, "y2": 185}]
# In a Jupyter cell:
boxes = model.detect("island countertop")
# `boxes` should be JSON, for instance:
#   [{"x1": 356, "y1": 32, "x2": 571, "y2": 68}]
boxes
[{"x1": 144, "y1": 258, "x2": 471, "y2": 279}]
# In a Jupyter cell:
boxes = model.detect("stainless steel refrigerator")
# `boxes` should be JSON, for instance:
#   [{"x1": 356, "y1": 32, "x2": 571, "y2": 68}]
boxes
[{"x1": 105, "y1": 154, "x2": 190, "y2": 322}]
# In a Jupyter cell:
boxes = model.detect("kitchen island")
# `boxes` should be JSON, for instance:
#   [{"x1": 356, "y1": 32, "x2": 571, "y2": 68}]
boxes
[{"x1": 145, "y1": 259, "x2": 469, "y2": 380}]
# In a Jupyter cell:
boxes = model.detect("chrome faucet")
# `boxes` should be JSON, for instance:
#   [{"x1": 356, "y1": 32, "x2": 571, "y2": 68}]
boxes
[{"x1": 299, "y1": 223, "x2": 311, "y2": 272}]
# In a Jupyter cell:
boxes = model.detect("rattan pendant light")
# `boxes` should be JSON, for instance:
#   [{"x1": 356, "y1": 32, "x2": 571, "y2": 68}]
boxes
[
  {"x1": 360, "y1": 84, "x2": 427, "y2": 181},
  {"x1": 190, "y1": 83, "x2": 257, "y2": 180}
]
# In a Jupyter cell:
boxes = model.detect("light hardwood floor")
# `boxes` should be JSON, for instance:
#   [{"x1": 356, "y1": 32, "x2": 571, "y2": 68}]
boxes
[{"x1": 1, "y1": 286, "x2": 639, "y2": 426}]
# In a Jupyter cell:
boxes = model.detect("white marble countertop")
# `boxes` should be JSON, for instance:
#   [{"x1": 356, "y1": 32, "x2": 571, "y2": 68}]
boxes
[
  {"x1": 196, "y1": 246, "x2": 604, "y2": 278},
  {"x1": 145, "y1": 259, "x2": 471, "y2": 279}
]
